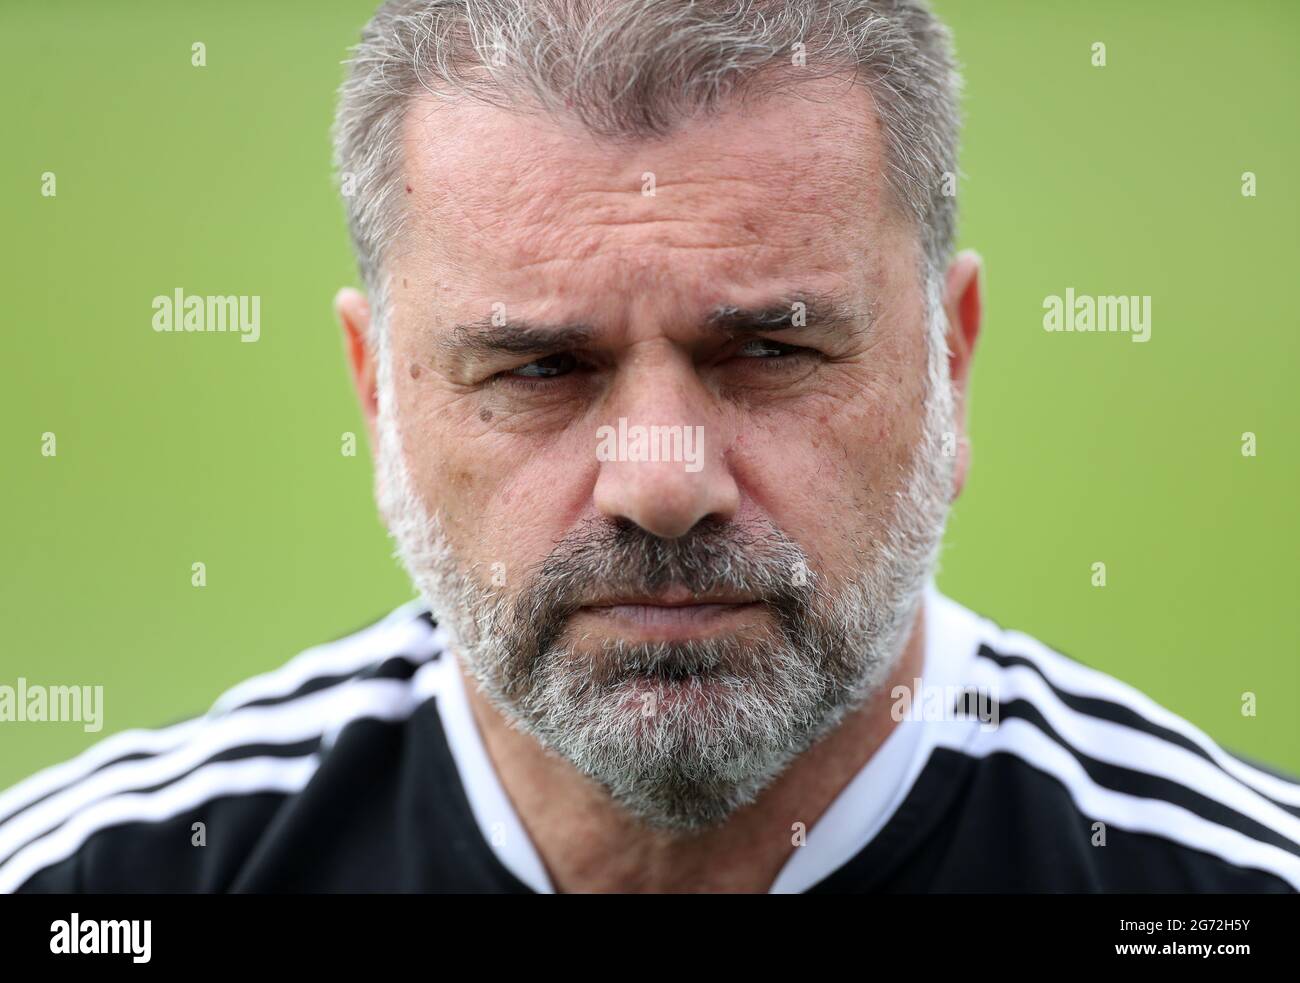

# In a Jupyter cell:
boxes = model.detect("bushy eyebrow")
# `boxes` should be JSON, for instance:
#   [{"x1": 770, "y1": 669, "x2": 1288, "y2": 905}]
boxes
[
  {"x1": 705, "y1": 292, "x2": 867, "y2": 338},
  {"x1": 439, "y1": 320, "x2": 596, "y2": 361},
  {"x1": 438, "y1": 290, "x2": 868, "y2": 362}
]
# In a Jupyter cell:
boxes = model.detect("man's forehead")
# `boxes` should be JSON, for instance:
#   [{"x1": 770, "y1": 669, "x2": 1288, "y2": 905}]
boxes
[{"x1": 398, "y1": 79, "x2": 893, "y2": 273}]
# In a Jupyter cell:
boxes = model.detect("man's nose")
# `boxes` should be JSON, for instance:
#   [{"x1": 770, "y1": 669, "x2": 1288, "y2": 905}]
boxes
[{"x1": 591, "y1": 374, "x2": 738, "y2": 540}]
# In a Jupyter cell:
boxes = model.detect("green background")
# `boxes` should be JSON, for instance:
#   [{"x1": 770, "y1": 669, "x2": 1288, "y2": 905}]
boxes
[{"x1": 1, "y1": 0, "x2": 1296, "y2": 789}]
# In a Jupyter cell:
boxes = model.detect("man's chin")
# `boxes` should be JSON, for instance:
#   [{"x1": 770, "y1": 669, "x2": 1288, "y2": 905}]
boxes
[
  {"x1": 544, "y1": 613, "x2": 789, "y2": 684},
  {"x1": 588, "y1": 674, "x2": 783, "y2": 750},
  {"x1": 561, "y1": 712, "x2": 794, "y2": 834},
  {"x1": 513, "y1": 666, "x2": 818, "y2": 830}
]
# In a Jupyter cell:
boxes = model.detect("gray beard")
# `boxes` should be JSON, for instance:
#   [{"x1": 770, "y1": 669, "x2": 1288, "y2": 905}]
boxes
[{"x1": 374, "y1": 335, "x2": 954, "y2": 833}]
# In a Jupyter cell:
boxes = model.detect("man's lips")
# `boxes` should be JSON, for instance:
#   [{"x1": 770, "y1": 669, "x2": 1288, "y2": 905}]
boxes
[
  {"x1": 579, "y1": 587, "x2": 759, "y2": 608},
  {"x1": 574, "y1": 592, "x2": 764, "y2": 638}
]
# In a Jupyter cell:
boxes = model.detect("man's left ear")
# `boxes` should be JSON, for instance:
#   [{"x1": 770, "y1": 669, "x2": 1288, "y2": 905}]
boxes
[{"x1": 941, "y1": 250, "x2": 983, "y2": 500}]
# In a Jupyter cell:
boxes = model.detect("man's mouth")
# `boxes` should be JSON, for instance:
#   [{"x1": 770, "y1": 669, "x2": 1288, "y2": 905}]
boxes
[{"x1": 575, "y1": 589, "x2": 765, "y2": 641}]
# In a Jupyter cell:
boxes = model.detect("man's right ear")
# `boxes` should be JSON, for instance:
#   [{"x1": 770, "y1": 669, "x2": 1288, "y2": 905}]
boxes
[{"x1": 335, "y1": 288, "x2": 379, "y2": 448}]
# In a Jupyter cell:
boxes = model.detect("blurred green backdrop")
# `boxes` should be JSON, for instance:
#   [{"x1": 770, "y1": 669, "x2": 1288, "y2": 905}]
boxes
[{"x1": 1, "y1": 0, "x2": 1296, "y2": 789}]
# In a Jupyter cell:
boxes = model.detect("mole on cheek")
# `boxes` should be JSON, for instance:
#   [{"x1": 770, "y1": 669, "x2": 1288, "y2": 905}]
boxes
[
  {"x1": 479, "y1": 408, "x2": 493, "y2": 422},
  {"x1": 409, "y1": 362, "x2": 421, "y2": 379}
]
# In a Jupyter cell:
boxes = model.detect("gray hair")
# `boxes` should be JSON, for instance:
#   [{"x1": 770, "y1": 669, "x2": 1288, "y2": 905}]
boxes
[{"x1": 333, "y1": 0, "x2": 962, "y2": 341}]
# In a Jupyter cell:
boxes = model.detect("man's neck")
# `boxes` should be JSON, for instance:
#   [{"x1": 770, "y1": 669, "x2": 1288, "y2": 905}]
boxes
[{"x1": 458, "y1": 603, "x2": 927, "y2": 893}]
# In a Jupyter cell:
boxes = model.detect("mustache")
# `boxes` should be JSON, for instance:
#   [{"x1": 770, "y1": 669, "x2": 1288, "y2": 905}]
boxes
[{"x1": 500, "y1": 516, "x2": 820, "y2": 660}]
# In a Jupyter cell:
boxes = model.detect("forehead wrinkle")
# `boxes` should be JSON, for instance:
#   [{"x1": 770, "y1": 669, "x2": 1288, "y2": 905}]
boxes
[
  {"x1": 395, "y1": 85, "x2": 900, "y2": 324},
  {"x1": 401, "y1": 82, "x2": 885, "y2": 236}
]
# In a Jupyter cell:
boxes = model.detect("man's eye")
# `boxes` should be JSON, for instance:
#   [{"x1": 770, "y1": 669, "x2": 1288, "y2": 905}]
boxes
[
  {"x1": 735, "y1": 339, "x2": 804, "y2": 359},
  {"x1": 508, "y1": 353, "x2": 578, "y2": 379}
]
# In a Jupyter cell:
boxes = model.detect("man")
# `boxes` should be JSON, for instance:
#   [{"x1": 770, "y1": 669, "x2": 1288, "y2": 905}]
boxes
[{"x1": 2, "y1": 0, "x2": 1296, "y2": 893}]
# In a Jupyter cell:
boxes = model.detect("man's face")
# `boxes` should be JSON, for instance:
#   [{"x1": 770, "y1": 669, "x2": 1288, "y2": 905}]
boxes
[{"x1": 368, "y1": 80, "x2": 956, "y2": 829}]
